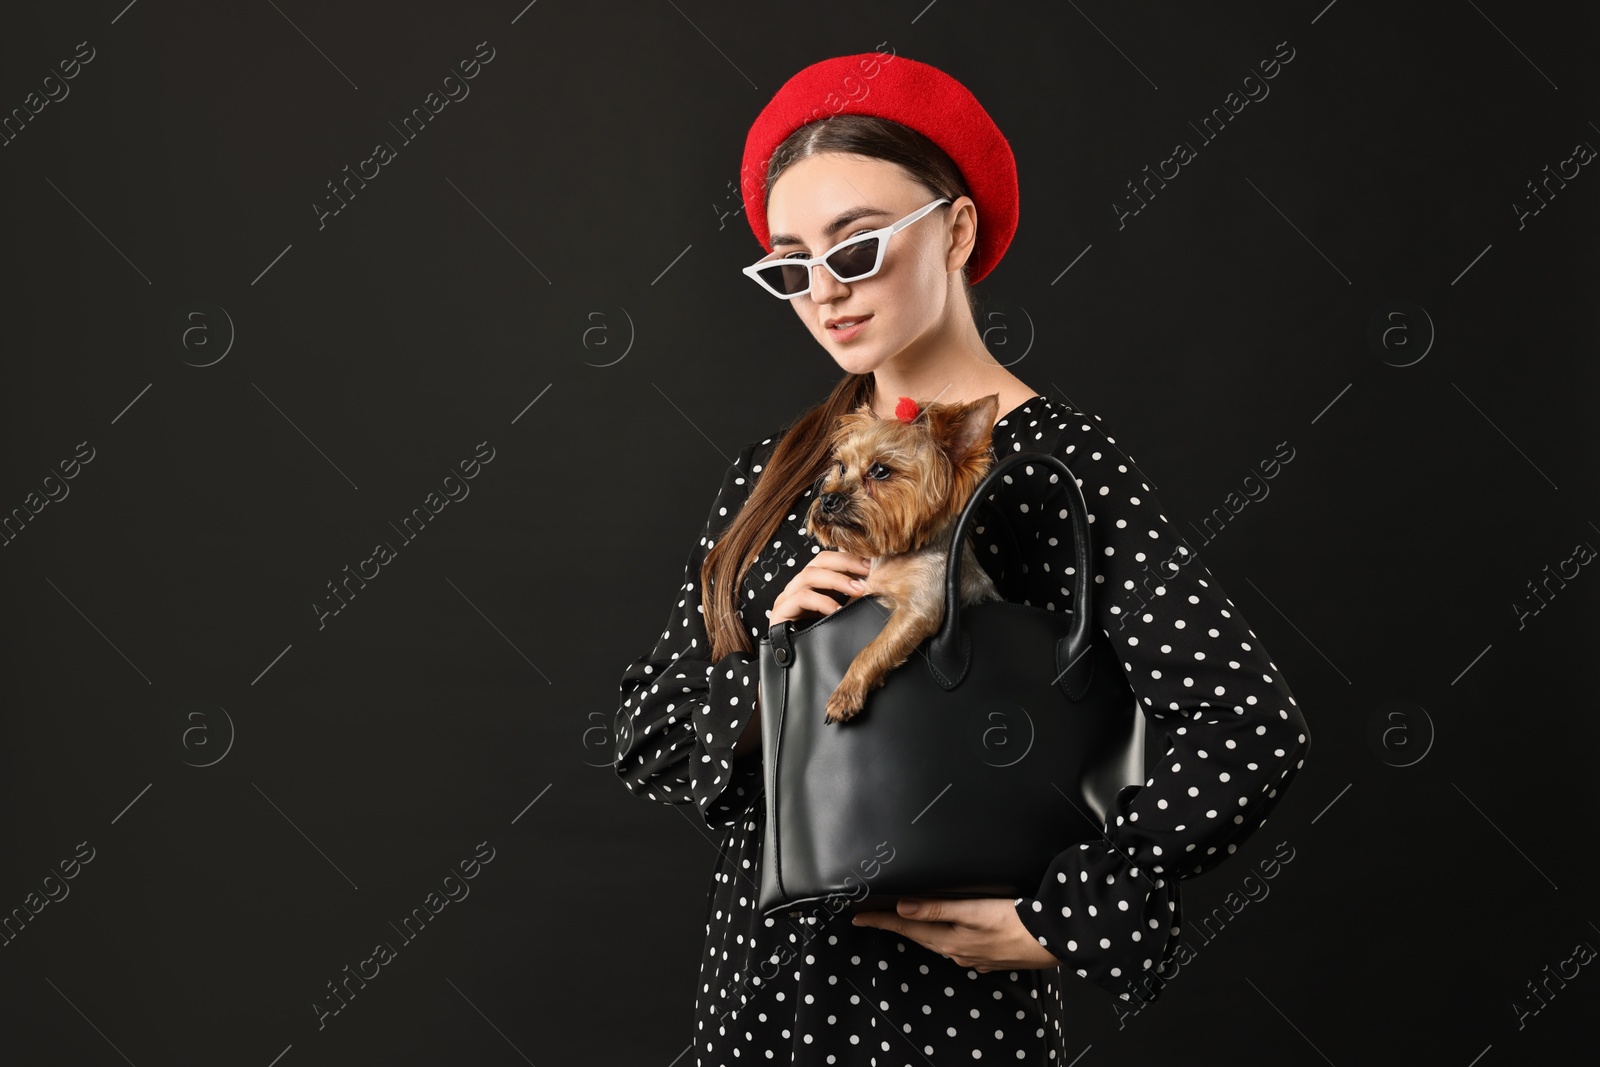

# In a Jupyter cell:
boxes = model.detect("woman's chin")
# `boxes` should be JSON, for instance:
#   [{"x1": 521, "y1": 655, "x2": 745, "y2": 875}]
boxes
[{"x1": 817, "y1": 337, "x2": 885, "y2": 373}]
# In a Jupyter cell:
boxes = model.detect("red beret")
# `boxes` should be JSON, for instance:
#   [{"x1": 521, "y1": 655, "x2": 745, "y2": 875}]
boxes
[{"x1": 740, "y1": 52, "x2": 1018, "y2": 285}]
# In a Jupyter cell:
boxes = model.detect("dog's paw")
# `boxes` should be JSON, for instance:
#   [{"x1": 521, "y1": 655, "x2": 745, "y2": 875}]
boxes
[{"x1": 824, "y1": 685, "x2": 866, "y2": 724}]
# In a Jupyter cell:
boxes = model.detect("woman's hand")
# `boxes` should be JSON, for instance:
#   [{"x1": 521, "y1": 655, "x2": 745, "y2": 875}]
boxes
[
  {"x1": 769, "y1": 549, "x2": 873, "y2": 626},
  {"x1": 851, "y1": 898, "x2": 1063, "y2": 972},
  {"x1": 729, "y1": 552, "x2": 872, "y2": 760}
]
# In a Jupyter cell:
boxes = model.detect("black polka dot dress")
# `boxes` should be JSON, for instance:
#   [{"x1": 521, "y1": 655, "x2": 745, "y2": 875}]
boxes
[{"x1": 614, "y1": 394, "x2": 1311, "y2": 1064}]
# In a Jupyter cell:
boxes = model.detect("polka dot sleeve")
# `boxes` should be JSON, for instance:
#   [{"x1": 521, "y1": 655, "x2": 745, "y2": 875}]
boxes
[
  {"x1": 613, "y1": 441, "x2": 764, "y2": 831},
  {"x1": 999, "y1": 409, "x2": 1312, "y2": 1002}
]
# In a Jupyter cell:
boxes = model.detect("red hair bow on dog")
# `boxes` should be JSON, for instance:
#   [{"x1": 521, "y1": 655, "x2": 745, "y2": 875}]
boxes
[{"x1": 894, "y1": 396, "x2": 920, "y2": 422}]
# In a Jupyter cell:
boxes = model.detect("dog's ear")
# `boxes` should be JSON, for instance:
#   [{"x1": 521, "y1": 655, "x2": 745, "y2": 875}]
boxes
[{"x1": 927, "y1": 393, "x2": 999, "y2": 462}]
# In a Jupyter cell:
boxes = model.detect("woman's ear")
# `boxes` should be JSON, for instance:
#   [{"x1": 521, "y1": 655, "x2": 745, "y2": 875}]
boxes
[{"x1": 945, "y1": 195, "x2": 979, "y2": 275}]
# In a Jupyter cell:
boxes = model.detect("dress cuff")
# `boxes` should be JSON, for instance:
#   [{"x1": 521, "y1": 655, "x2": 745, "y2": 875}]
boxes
[{"x1": 1012, "y1": 834, "x2": 1182, "y2": 1002}]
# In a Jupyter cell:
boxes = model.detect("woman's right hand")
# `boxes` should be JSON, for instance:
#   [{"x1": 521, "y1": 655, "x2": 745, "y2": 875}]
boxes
[{"x1": 769, "y1": 549, "x2": 874, "y2": 626}]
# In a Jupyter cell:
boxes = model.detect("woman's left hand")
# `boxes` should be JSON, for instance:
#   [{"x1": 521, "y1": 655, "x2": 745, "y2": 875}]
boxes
[{"x1": 851, "y1": 898, "x2": 1063, "y2": 972}]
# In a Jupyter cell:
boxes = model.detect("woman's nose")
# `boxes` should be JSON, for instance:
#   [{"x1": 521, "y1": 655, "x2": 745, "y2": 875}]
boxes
[{"x1": 810, "y1": 262, "x2": 849, "y2": 303}]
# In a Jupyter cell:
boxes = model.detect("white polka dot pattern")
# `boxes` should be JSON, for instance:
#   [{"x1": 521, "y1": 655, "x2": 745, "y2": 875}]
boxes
[{"x1": 989, "y1": 404, "x2": 1310, "y2": 1004}]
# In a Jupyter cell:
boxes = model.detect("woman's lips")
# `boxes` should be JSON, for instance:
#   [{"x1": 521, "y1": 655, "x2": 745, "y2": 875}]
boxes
[{"x1": 826, "y1": 315, "x2": 872, "y2": 342}]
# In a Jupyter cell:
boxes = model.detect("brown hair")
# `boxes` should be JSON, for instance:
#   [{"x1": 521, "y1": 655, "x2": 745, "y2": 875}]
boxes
[{"x1": 702, "y1": 114, "x2": 983, "y2": 660}]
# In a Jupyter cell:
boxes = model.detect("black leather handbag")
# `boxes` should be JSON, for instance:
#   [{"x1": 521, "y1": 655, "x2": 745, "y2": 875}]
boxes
[{"x1": 756, "y1": 449, "x2": 1149, "y2": 917}]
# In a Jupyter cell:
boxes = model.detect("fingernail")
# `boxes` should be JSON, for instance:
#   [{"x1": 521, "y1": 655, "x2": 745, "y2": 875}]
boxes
[
  {"x1": 850, "y1": 916, "x2": 862, "y2": 925},
  {"x1": 851, "y1": 578, "x2": 865, "y2": 587},
  {"x1": 900, "y1": 900, "x2": 920, "y2": 915}
]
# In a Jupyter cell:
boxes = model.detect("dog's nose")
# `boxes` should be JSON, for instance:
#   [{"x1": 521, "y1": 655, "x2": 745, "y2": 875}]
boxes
[{"x1": 819, "y1": 492, "x2": 844, "y2": 513}]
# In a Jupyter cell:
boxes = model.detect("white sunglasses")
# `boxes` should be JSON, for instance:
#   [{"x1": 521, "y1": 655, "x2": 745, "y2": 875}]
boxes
[{"x1": 742, "y1": 197, "x2": 951, "y2": 299}]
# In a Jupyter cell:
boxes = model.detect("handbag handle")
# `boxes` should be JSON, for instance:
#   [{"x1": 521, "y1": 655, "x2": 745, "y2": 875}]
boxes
[{"x1": 925, "y1": 450, "x2": 1097, "y2": 700}]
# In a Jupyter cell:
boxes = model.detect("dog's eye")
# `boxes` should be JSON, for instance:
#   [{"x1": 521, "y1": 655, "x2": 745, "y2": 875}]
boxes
[
  {"x1": 867, "y1": 463, "x2": 891, "y2": 480},
  {"x1": 837, "y1": 460, "x2": 846, "y2": 478}
]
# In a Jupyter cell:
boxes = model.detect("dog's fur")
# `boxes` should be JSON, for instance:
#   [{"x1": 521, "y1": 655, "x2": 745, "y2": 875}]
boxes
[{"x1": 805, "y1": 393, "x2": 1006, "y2": 723}]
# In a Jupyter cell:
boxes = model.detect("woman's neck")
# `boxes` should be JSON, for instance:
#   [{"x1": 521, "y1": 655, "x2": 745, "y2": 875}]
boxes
[{"x1": 867, "y1": 311, "x2": 1035, "y2": 424}]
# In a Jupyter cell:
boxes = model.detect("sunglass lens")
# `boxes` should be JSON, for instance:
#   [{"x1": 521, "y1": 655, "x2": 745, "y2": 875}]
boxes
[
  {"x1": 754, "y1": 262, "x2": 811, "y2": 296},
  {"x1": 826, "y1": 237, "x2": 880, "y2": 280}
]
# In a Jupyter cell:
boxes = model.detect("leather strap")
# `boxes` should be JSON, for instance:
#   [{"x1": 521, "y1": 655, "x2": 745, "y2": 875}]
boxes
[{"x1": 928, "y1": 451, "x2": 1095, "y2": 701}]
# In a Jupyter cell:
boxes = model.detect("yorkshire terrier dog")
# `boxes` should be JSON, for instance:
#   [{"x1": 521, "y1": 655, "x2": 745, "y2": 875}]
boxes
[{"x1": 805, "y1": 392, "x2": 1006, "y2": 724}]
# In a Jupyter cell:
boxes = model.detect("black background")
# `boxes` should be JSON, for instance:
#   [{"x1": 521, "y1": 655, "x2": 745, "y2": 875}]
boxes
[{"x1": 1, "y1": 1, "x2": 1595, "y2": 1064}]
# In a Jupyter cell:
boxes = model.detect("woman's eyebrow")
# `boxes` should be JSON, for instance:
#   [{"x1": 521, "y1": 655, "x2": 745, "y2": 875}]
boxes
[{"x1": 769, "y1": 206, "x2": 891, "y2": 247}]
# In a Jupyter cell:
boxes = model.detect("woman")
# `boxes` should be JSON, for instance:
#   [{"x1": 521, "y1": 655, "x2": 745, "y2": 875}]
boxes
[{"x1": 614, "y1": 52, "x2": 1311, "y2": 1065}]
